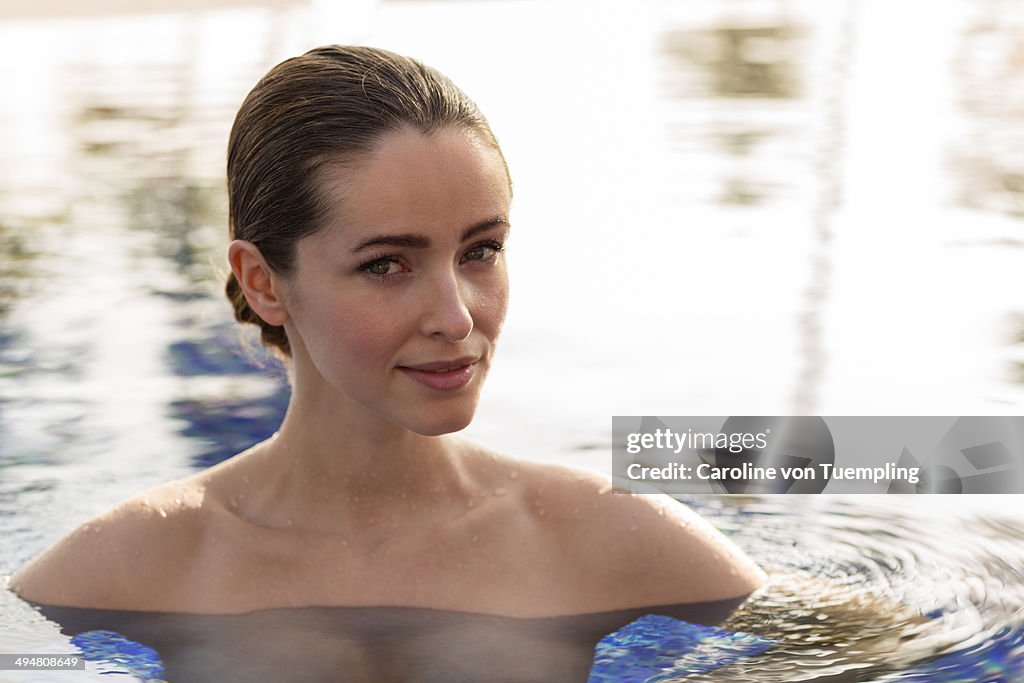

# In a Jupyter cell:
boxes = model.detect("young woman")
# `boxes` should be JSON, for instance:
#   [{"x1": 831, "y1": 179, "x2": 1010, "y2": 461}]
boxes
[{"x1": 12, "y1": 44, "x2": 763, "y2": 630}]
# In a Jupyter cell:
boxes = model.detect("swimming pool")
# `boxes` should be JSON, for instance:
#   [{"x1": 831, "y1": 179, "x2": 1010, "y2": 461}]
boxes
[{"x1": 2, "y1": 0, "x2": 1024, "y2": 680}]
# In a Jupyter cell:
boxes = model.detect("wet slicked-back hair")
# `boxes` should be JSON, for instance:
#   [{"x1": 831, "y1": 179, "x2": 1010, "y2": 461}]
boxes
[{"x1": 225, "y1": 45, "x2": 508, "y2": 357}]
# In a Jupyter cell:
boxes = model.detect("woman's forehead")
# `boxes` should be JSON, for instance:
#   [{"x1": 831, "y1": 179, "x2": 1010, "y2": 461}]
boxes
[{"x1": 314, "y1": 128, "x2": 512, "y2": 246}]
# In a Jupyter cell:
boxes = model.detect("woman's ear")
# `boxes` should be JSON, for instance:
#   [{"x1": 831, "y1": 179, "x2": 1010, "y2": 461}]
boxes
[{"x1": 228, "y1": 240, "x2": 290, "y2": 326}]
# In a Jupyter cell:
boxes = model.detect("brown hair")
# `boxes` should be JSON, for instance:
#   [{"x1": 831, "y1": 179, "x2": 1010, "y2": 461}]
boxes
[{"x1": 225, "y1": 45, "x2": 508, "y2": 358}]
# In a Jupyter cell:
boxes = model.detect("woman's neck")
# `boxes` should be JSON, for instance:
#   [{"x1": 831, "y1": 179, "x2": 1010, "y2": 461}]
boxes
[{"x1": 205, "y1": 366, "x2": 477, "y2": 535}]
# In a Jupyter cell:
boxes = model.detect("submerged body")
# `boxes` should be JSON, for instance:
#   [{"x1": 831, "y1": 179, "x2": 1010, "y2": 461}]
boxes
[{"x1": 34, "y1": 598, "x2": 747, "y2": 683}]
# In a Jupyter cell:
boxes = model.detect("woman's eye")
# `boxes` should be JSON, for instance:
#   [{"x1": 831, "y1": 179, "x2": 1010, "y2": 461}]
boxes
[
  {"x1": 359, "y1": 258, "x2": 402, "y2": 277},
  {"x1": 464, "y1": 242, "x2": 503, "y2": 262}
]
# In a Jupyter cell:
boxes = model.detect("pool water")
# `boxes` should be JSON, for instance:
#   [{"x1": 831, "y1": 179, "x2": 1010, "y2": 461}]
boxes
[
  {"x1": 697, "y1": 496, "x2": 1024, "y2": 681},
  {"x1": 2, "y1": 0, "x2": 1024, "y2": 680}
]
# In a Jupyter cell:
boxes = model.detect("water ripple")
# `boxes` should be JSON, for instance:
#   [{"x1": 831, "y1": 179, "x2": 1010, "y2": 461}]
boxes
[{"x1": 690, "y1": 496, "x2": 1024, "y2": 681}]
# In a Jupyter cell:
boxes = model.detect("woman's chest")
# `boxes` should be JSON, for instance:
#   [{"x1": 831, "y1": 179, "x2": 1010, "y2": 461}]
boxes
[{"x1": 186, "y1": 501, "x2": 577, "y2": 617}]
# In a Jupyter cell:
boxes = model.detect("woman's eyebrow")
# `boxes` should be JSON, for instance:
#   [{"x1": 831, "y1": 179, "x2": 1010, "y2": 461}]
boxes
[
  {"x1": 350, "y1": 216, "x2": 509, "y2": 253},
  {"x1": 351, "y1": 233, "x2": 428, "y2": 252},
  {"x1": 461, "y1": 216, "x2": 509, "y2": 241}
]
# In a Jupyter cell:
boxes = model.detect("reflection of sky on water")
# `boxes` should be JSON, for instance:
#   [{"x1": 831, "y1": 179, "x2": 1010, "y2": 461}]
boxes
[{"x1": 0, "y1": 0, "x2": 1022, "y2": 494}]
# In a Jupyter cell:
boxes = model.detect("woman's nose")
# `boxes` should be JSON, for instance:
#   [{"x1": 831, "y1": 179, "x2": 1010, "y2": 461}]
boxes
[{"x1": 419, "y1": 269, "x2": 473, "y2": 342}]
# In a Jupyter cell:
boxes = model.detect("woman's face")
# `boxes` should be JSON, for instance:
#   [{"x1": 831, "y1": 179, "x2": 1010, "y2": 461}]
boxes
[{"x1": 281, "y1": 126, "x2": 512, "y2": 436}]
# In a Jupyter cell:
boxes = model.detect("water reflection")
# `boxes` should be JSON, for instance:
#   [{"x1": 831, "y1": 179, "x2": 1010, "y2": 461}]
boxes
[
  {"x1": 71, "y1": 59, "x2": 229, "y2": 282},
  {"x1": 167, "y1": 322, "x2": 289, "y2": 469},
  {"x1": 950, "y1": 2, "x2": 1024, "y2": 386},
  {"x1": 0, "y1": 220, "x2": 39, "y2": 318},
  {"x1": 658, "y1": 19, "x2": 809, "y2": 211},
  {"x1": 124, "y1": 180, "x2": 226, "y2": 282},
  {"x1": 662, "y1": 25, "x2": 804, "y2": 99},
  {"x1": 953, "y1": 2, "x2": 1024, "y2": 219}
]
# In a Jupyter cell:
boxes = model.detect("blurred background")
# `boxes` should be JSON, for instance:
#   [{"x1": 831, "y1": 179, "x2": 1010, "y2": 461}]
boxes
[{"x1": 1, "y1": 0, "x2": 1023, "y2": 565}]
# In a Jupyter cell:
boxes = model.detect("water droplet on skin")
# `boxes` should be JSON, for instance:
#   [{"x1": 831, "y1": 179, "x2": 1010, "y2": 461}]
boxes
[
  {"x1": 341, "y1": 540, "x2": 349, "y2": 548},
  {"x1": 537, "y1": 508, "x2": 546, "y2": 517},
  {"x1": 494, "y1": 488, "x2": 507, "y2": 496},
  {"x1": 229, "y1": 497, "x2": 239, "y2": 508},
  {"x1": 629, "y1": 525, "x2": 639, "y2": 532},
  {"x1": 174, "y1": 498, "x2": 182, "y2": 506},
  {"x1": 159, "y1": 509, "x2": 167, "y2": 518},
  {"x1": 285, "y1": 518, "x2": 294, "y2": 527},
  {"x1": 508, "y1": 470, "x2": 519, "y2": 480},
  {"x1": 471, "y1": 535, "x2": 479, "y2": 543},
  {"x1": 242, "y1": 475, "x2": 250, "y2": 485}
]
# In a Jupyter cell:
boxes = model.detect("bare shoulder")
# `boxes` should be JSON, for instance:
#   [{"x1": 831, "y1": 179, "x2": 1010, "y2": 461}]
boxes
[
  {"x1": 514, "y1": 460, "x2": 767, "y2": 608},
  {"x1": 9, "y1": 478, "x2": 209, "y2": 611}
]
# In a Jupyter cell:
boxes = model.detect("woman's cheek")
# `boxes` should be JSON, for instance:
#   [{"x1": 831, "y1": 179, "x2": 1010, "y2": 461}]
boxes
[
  {"x1": 473, "y1": 274, "x2": 510, "y2": 337},
  {"x1": 337, "y1": 312, "x2": 396, "y2": 356}
]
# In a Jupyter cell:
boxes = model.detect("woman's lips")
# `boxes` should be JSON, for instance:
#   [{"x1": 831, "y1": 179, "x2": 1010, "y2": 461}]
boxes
[{"x1": 397, "y1": 359, "x2": 478, "y2": 391}]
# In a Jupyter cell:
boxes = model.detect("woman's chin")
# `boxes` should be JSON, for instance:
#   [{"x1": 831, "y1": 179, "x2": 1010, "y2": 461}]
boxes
[{"x1": 405, "y1": 407, "x2": 477, "y2": 437}]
